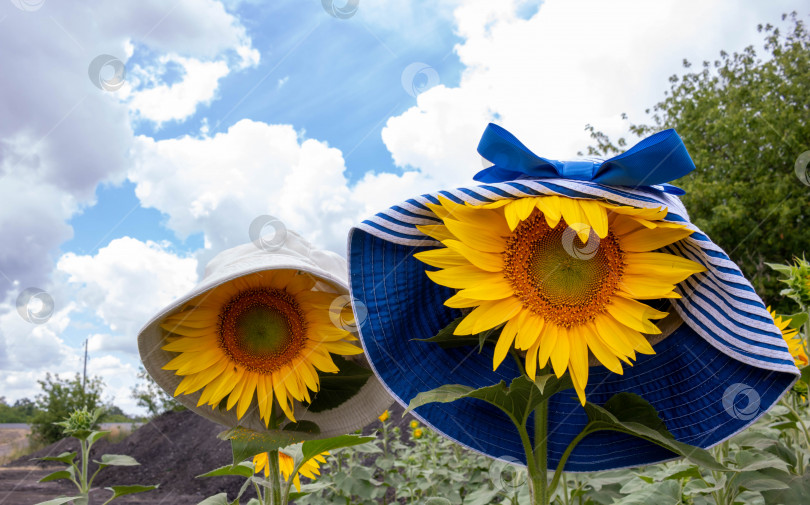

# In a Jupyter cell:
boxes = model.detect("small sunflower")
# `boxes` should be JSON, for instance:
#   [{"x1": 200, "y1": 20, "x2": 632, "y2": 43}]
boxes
[
  {"x1": 160, "y1": 270, "x2": 363, "y2": 424},
  {"x1": 769, "y1": 307, "x2": 808, "y2": 367},
  {"x1": 415, "y1": 196, "x2": 706, "y2": 404},
  {"x1": 378, "y1": 410, "x2": 390, "y2": 423},
  {"x1": 413, "y1": 428, "x2": 424, "y2": 439},
  {"x1": 253, "y1": 450, "x2": 329, "y2": 491},
  {"x1": 409, "y1": 420, "x2": 419, "y2": 429}
]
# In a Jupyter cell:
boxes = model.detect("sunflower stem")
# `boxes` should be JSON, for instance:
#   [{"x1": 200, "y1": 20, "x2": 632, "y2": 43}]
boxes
[
  {"x1": 530, "y1": 399, "x2": 550, "y2": 505},
  {"x1": 266, "y1": 449, "x2": 282, "y2": 505},
  {"x1": 80, "y1": 438, "x2": 89, "y2": 494}
]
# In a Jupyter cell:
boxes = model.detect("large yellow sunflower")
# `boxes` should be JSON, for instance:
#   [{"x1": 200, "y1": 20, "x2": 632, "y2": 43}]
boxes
[
  {"x1": 414, "y1": 195, "x2": 706, "y2": 404},
  {"x1": 253, "y1": 450, "x2": 329, "y2": 491},
  {"x1": 769, "y1": 307, "x2": 808, "y2": 368},
  {"x1": 160, "y1": 270, "x2": 363, "y2": 424}
]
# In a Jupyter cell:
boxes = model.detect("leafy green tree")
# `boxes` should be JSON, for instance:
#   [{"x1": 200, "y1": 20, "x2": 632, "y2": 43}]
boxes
[
  {"x1": 581, "y1": 13, "x2": 810, "y2": 308},
  {"x1": 100, "y1": 404, "x2": 134, "y2": 423},
  {"x1": 130, "y1": 366, "x2": 184, "y2": 418},
  {"x1": 0, "y1": 397, "x2": 39, "y2": 423},
  {"x1": 31, "y1": 373, "x2": 105, "y2": 444}
]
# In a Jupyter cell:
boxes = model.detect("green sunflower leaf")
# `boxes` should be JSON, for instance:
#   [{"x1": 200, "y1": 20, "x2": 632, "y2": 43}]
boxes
[
  {"x1": 406, "y1": 375, "x2": 569, "y2": 425},
  {"x1": 94, "y1": 454, "x2": 140, "y2": 467},
  {"x1": 105, "y1": 485, "x2": 159, "y2": 500},
  {"x1": 301, "y1": 434, "x2": 375, "y2": 462},
  {"x1": 610, "y1": 480, "x2": 681, "y2": 505},
  {"x1": 306, "y1": 356, "x2": 372, "y2": 413},
  {"x1": 761, "y1": 472, "x2": 810, "y2": 505},
  {"x1": 196, "y1": 493, "x2": 232, "y2": 505},
  {"x1": 38, "y1": 470, "x2": 74, "y2": 483},
  {"x1": 35, "y1": 451, "x2": 76, "y2": 465},
  {"x1": 32, "y1": 496, "x2": 86, "y2": 505},
  {"x1": 477, "y1": 324, "x2": 503, "y2": 353},
  {"x1": 414, "y1": 316, "x2": 503, "y2": 350},
  {"x1": 784, "y1": 311, "x2": 809, "y2": 329},
  {"x1": 801, "y1": 365, "x2": 810, "y2": 385},
  {"x1": 282, "y1": 421, "x2": 320, "y2": 434},
  {"x1": 219, "y1": 426, "x2": 318, "y2": 465},
  {"x1": 87, "y1": 430, "x2": 110, "y2": 445},
  {"x1": 196, "y1": 461, "x2": 255, "y2": 479},
  {"x1": 414, "y1": 317, "x2": 472, "y2": 345},
  {"x1": 581, "y1": 393, "x2": 727, "y2": 472}
]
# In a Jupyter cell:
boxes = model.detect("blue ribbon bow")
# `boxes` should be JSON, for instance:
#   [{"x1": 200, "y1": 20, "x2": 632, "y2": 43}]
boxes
[{"x1": 474, "y1": 123, "x2": 695, "y2": 194}]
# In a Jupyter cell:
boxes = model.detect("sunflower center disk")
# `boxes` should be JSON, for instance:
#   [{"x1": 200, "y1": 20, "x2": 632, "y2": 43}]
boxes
[
  {"x1": 503, "y1": 213, "x2": 625, "y2": 327},
  {"x1": 218, "y1": 289, "x2": 307, "y2": 373}
]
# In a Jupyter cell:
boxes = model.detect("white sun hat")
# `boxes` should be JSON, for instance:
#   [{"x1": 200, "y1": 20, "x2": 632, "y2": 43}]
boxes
[{"x1": 138, "y1": 229, "x2": 391, "y2": 438}]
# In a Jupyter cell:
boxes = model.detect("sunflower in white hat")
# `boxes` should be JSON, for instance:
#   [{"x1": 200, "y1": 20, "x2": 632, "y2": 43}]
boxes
[{"x1": 138, "y1": 230, "x2": 390, "y2": 435}]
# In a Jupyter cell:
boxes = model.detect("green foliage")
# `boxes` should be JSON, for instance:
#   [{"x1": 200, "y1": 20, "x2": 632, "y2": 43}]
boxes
[
  {"x1": 130, "y1": 366, "x2": 184, "y2": 418},
  {"x1": 34, "y1": 408, "x2": 157, "y2": 505},
  {"x1": 219, "y1": 426, "x2": 320, "y2": 465},
  {"x1": 199, "y1": 432, "x2": 372, "y2": 505},
  {"x1": 289, "y1": 386, "x2": 810, "y2": 505},
  {"x1": 0, "y1": 396, "x2": 39, "y2": 423},
  {"x1": 406, "y1": 374, "x2": 570, "y2": 428},
  {"x1": 305, "y1": 356, "x2": 372, "y2": 413},
  {"x1": 31, "y1": 373, "x2": 105, "y2": 444},
  {"x1": 99, "y1": 405, "x2": 135, "y2": 423},
  {"x1": 769, "y1": 256, "x2": 810, "y2": 308},
  {"x1": 581, "y1": 13, "x2": 810, "y2": 309},
  {"x1": 768, "y1": 256, "x2": 810, "y2": 363},
  {"x1": 296, "y1": 419, "x2": 512, "y2": 505},
  {"x1": 578, "y1": 394, "x2": 726, "y2": 472}
]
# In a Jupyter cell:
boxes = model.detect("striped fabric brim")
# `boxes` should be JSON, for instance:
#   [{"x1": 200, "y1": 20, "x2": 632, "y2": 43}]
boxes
[{"x1": 348, "y1": 178, "x2": 799, "y2": 470}]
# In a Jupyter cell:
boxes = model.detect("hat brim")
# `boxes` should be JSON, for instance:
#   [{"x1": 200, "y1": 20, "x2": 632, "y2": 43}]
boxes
[
  {"x1": 348, "y1": 180, "x2": 798, "y2": 470},
  {"x1": 138, "y1": 236, "x2": 392, "y2": 438}
]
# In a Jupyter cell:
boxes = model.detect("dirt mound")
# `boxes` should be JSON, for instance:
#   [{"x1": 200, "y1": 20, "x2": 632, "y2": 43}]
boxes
[
  {"x1": 7, "y1": 410, "x2": 252, "y2": 502},
  {"x1": 3, "y1": 401, "x2": 415, "y2": 502}
]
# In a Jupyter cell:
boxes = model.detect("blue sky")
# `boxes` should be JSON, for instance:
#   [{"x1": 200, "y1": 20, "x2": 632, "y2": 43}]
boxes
[
  {"x1": 64, "y1": 1, "x2": 468, "y2": 258},
  {"x1": 0, "y1": 0, "x2": 805, "y2": 414}
]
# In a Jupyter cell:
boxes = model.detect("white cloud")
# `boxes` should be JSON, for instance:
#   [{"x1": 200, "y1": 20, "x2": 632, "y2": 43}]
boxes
[
  {"x1": 0, "y1": 0, "x2": 258, "y2": 299},
  {"x1": 129, "y1": 119, "x2": 362, "y2": 255},
  {"x1": 128, "y1": 56, "x2": 231, "y2": 125},
  {"x1": 0, "y1": 300, "x2": 78, "y2": 371},
  {"x1": 57, "y1": 237, "x2": 198, "y2": 354},
  {"x1": 381, "y1": 0, "x2": 805, "y2": 176}
]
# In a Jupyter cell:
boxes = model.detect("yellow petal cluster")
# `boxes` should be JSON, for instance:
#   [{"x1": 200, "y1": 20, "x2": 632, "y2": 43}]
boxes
[
  {"x1": 160, "y1": 270, "x2": 362, "y2": 424},
  {"x1": 253, "y1": 450, "x2": 329, "y2": 491},
  {"x1": 769, "y1": 307, "x2": 808, "y2": 368},
  {"x1": 415, "y1": 196, "x2": 706, "y2": 404}
]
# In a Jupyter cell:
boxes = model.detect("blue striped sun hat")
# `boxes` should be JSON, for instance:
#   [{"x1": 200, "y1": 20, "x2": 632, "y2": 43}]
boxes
[{"x1": 347, "y1": 123, "x2": 799, "y2": 471}]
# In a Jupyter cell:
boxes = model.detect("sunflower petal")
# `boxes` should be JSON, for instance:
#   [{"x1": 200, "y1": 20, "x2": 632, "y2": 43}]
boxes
[
  {"x1": 550, "y1": 326, "x2": 570, "y2": 378},
  {"x1": 620, "y1": 226, "x2": 693, "y2": 252}
]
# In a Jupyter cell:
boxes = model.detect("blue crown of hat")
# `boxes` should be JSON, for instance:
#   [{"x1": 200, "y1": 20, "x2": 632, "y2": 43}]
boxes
[{"x1": 348, "y1": 123, "x2": 798, "y2": 471}]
